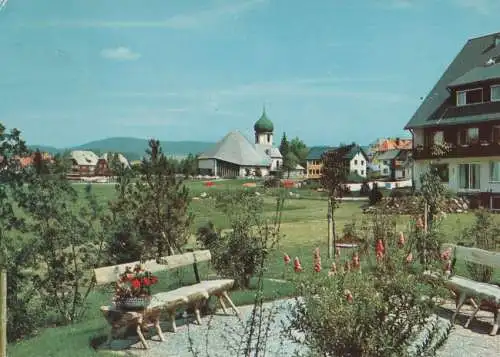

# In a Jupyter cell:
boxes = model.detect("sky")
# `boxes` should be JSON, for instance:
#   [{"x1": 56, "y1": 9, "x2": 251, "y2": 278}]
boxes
[{"x1": 1, "y1": 0, "x2": 500, "y2": 148}]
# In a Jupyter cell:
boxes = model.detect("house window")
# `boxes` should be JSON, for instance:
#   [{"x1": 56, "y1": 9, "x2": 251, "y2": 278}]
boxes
[
  {"x1": 491, "y1": 85, "x2": 500, "y2": 102},
  {"x1": 383, "y1": 168, "x2": 389, "y2": 174},
  {"x1": 456, "y1": 88, "x2": 483, "y2": 106},
  {"x1": 490, "y1": 162, "x2": 500, "y2": 182},
  {"x1": 354, "y1": 169, "x2": 358, "y2": 174},
  {"x1": 433, "y1": 131, "x2": 444, "y2": 145},
  {"x1": 430, "y1": 164, "x2": 449, "y2": 183},
  {"x1": 361, "y1": 170, "x2": 364, "y2": 175},
  {"x1": 458, "y1": 127, "x2": 479, "y2": 145},
  {"x1": 354, "y1": 160, "x2": 358, "y2": 165},
  {"x1": 492, "y1": 126, "x2": 500, "y2": 144},
  {"x1": 458, "y1": 164, "x2": 480, "y2": 190}
]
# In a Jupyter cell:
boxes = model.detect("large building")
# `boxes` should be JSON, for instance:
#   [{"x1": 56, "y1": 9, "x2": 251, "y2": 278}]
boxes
[
  {"x1": 405, "y1": 32, "x2": 500, "y2": 209},
  {"x1": 197, "y1": 109, "x2": 283, "y2": 177}
]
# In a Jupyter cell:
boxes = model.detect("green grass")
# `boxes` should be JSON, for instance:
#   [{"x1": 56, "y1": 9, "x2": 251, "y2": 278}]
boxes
[{"x1": 7, "y1": 179, "x2": 500, "y2": 356}]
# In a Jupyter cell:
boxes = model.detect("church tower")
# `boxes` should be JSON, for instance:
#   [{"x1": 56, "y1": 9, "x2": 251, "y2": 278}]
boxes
[{"x1": 253, "y1": 106, "x2": 274, "y2": 146}]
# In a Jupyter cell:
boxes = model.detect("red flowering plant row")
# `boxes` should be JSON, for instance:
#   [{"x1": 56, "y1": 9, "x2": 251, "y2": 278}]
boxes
[{"x1": 113, "y1": 263, "x2": 159, "y2": 304}]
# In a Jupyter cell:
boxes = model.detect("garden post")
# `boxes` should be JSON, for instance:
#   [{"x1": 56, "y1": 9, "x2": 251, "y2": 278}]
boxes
[
  {"x1": 327, "y1": 199, "x2": 333, "y2": 258},
  {"x1": 0, "y1": 269, "x2": 6, "y2": 357}
]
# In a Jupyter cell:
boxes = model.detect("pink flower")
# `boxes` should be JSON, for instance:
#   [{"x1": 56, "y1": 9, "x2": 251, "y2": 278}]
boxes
[
  {"x1": 344, "y1": 289, "x2": 353, "y2": 303},
  {"x1": 406, "y1": 252, "x2": 413, "y2": 263},
  {"x1": 284, "y1": 254, "x2": 291, "y2": 264},
  {"x1": 398, "y1": 232, "x2": 405, "y2": 247},
  {"x1": 294, "y1": 257, "x2": 302, "y2": 273}
]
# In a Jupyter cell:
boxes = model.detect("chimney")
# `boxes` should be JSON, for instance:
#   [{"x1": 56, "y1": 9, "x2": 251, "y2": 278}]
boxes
[{"x1": 396, "y1": 137, "x2": 400, "y2": 146}]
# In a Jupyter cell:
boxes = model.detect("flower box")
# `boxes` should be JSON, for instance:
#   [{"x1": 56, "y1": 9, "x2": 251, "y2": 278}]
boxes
[{"x1": 116, "y1": 296, "x2": 152, "y2": 310}]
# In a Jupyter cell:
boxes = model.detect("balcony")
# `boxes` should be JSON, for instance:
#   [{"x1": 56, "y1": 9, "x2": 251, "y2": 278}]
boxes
[{"x1": 413, "y1": 141, "x2": 500, "y2": 160}]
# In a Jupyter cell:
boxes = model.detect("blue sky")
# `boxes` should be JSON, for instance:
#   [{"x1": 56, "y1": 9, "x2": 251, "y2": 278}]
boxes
[{"x1": 1, "y1": 0, "x2": 500, "y2": 148}]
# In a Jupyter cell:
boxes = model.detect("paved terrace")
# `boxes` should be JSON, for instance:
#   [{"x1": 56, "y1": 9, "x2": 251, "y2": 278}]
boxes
[{"x1": 101, "y1": 299, "x2": 499, "y2": 357}]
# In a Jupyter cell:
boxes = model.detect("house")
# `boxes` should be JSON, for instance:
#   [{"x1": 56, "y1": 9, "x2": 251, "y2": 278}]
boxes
[
  {"x1": 68, "y1": 150, "x2": 99, "y2": 177},
  {"x1": 405, "y1": 31, "x2": 500, "y2": 209},
  {"x1": 372, "y1": 149, "x2": 412, "y2": 180},
  {"x1": 197, "y1": 109, "x2": 283, "y2": 177},
  {"x1": 306, "y1": 144, "x2": 368, "y2": 179},
  {"x1": 370, "y1": 137, "x2": 412, "y2": 153},
  {"x1": 95, "y1": 152, "x2": 131, "y2": 176},
  {"x1": 16, "y1": 152, "x2": 53, "y2": 168}
]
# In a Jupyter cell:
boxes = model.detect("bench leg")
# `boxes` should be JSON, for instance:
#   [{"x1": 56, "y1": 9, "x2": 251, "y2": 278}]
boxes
[
  {"x1": 490, "y1": 309, "x2": 499, "y2": 336},
  {"x1": 154, "y1": 316, "x2": 165, "y2": 342},
  {"x1": 136, "y1": 323, "x2": 149, "y2": 349},
  {"x1": 194, "y1": 302, "x2": 202, "y2": 325},
  {"x1": 222, "y1": 291, "x2": 241, "y2": 319},
  {"x1": 464, "y1": 300, "x2": 480, "y2": 329},
  {"x1": 451, "y1": 293, "x2": 467, "y2": 325},
  {"x1": 218, "y1": 295, "x2": 229, "y2": 315},
  {"x1": 169, "y1": 312, "x2": 177, "y2": 333}
]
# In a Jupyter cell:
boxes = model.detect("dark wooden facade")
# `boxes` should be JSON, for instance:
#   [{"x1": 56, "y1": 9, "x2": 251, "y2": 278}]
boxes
[{"x1": 413, "y1": 120, "x2": 500, "y2": 159}]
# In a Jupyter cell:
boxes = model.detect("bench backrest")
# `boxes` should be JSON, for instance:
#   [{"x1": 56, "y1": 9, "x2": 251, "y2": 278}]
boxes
[
  {"x1": 93, "y1": 249, "x2": 211, "y2": 285},
  {"x1": 441, "y1": 243, "x2": 500, "y2": 270}
]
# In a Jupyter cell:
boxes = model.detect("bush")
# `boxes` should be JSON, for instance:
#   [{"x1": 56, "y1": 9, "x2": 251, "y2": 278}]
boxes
[
  {"x1": 286, "y1": 216, "x2": 448, "y2": 357},
  {"x1": 369, "y1": 182, "x2": 383, "y2": 205},
  {"x1": 197, "y1": 190, "x2": 282, "y2": 289},
  {"x1": 461, "y1": 209, "x2": 500, "y2": 282},
  {"x1": 359, "y1": 181, "x2": 371, "y2": 197}
]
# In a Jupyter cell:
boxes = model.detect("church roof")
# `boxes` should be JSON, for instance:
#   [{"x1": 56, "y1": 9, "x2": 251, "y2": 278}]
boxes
[
  {"x1": 253, "y1": 108, "x2": 274, "y2": 133},
  {"x1": 198, "y1": 131, "x2": 271, "y2": 166}
]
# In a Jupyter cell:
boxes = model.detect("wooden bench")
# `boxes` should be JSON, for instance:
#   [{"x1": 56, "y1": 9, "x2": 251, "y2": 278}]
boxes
[
  {"x1": 440, "y1": 243, "x2": 500, "y2": 336},
  {"x1": 94, "y1": 250, "x2": 241, "y2": 349}
]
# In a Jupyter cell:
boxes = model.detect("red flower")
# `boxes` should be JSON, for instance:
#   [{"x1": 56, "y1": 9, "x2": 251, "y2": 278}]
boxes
[
  {"x1": 284, "y1": 254, "x2": 291, "y2": 264},
  {"x1": 142, "y1": 277, "x2": 151, "y2": 286},
  {"x1": 344, "y1": 289, "x2": 353, "y2": 303},
  {"x1": 314, "y1": 262, "x2": 321, "y2": 272},
  {"x1": 131, "y1": 278, "x2": 141, "y2": 289},
  {"x1": 375, "y1": 239, "x2": 385, "y2": 261},
  {"x1": 150, "y1": 276, "x2": 158, "y2": 284},
  {"x1": 294, "y1": 257, "x2": 302, "y2": 272}
]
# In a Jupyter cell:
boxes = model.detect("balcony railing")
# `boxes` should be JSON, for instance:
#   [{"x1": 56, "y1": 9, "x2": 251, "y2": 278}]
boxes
[{"x1": 413, "y1": 141, "x2": 500, "y2": 159}]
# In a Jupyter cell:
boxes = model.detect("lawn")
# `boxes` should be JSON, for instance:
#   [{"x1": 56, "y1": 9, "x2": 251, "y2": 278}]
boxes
[{"x1": 7, "y1": 179, "x2": 498, "y2": 357}]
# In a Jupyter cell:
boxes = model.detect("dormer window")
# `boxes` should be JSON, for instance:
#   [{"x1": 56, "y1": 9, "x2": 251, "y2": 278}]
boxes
[
  {"x1": 456, "y1": 88, "x2": 483, "y2": 106},
  {"x1": 491, "y1": 85, "x2": 500, "y2": 102}
]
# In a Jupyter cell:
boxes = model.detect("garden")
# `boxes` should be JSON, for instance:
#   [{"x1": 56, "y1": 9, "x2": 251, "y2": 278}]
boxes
[{"x1": 1, "y1": 124, "x2": 499, "y2": 357}]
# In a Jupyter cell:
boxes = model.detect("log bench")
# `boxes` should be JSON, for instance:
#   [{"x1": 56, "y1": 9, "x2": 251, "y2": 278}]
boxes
[
  {"x1": 94, "y1": 250, "x2": 241, "y2": 349},
  {"x1": 440, "y1": 243, "x2": 500, "y2": 336}
]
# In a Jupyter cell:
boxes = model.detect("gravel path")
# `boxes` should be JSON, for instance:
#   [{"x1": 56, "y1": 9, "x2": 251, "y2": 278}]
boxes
[
  {"x1": 101, "y1": 299, "x2": 499, "y2": 357},
  {"x1": 435, "y1": 303, "x2": 499, "y2": 357}
]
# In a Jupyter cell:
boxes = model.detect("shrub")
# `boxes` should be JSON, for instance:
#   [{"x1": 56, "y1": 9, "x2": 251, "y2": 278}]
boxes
[
  {"x1": 286, "y1": 217, "x2": 448, "y2": 357},
  {"x1": 360, "y1": 181, "x2": 371, "y2": 196},
  {"x1": 197, "y1": 190, "x2": 282, "y2": 289},
  {"x1": 461, "y1": 209, "x2": 500, "y2": 283},
  {"x1": 369, "y1": 182, "x2": 383, "y2": 205}
]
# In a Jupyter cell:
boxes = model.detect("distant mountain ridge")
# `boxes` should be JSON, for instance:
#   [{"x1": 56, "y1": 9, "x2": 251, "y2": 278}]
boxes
[{"x1": 29, "y1": 137, "x2": 215, "y2": 161}]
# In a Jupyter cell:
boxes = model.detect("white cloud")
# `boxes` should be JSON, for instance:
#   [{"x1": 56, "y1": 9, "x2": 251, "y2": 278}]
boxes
[
  {"x1": 100, "y1": 47, "x2": 141, "y2": 61},
  {"x1": 46, "y1": 0, "x2": 266, "y2": 29}
]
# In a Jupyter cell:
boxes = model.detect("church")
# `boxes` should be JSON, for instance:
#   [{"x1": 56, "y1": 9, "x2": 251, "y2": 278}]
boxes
[{"x1": 197, "y1": 109, "x2": 283, "y2": 178}]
